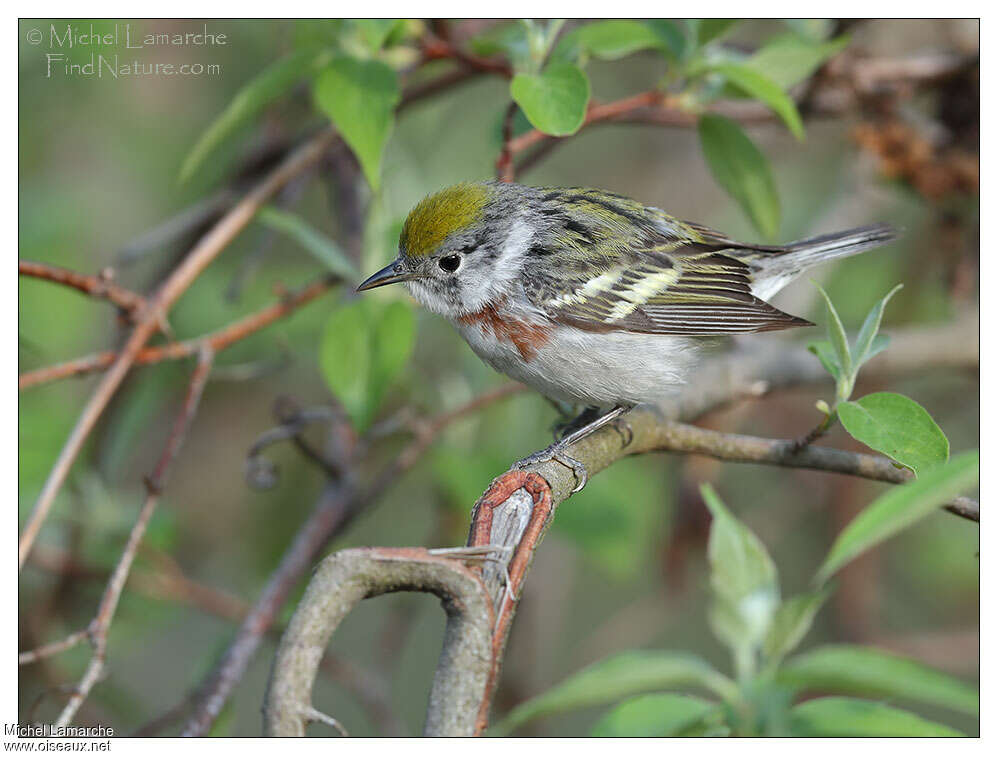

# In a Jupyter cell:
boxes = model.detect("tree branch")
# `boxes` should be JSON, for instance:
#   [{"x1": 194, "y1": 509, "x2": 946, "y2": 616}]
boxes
[
  {"x1": 50, "y1": 347, "x2": 214, "y2": 727},
  {"x1": 19, "y1": 130, "x2": 338, "y2": 571},
  {"x1": 178, "y1": 383, "x2": 523, "y2": 736},
  {"x1": 261, "y1": 309, "x2": 977, "y2": 736},
  {"x1": 644, "y1": 421, "x2": 978, "y2": 521},
  {"x1": 19, "y1": 274, "x2": 340, "y2": 391},
  {"x1": 263, "y1": 547, "x2": 494, "y2": 736},
  {"x1": 445, "y1": 313, "x2": 980, "y2": 730},
  {"x1": 500, "y1": 52, "x2": 974, "y2": 181},
  {"x1": 19, "y1": 260, "x2": 147, "y2": 320}
]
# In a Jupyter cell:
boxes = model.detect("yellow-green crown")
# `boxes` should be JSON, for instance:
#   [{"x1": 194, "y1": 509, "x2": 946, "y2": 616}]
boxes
[{"x1": 400, "y1": 183, "x2": 491, "y2": 258}]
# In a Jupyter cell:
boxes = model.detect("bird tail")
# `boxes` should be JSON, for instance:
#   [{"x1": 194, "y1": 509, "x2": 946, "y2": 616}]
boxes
[
  {"x1": 750, "y1": 223, "x2": 898, "y2": 299},
  {"x1": 771, "y1": 223, "x2": 898, "y2": 275}
]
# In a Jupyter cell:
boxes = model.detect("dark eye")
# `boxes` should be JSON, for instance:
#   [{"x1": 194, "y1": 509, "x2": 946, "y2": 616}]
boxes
[{"x1": 439, "y1": 254, "x2": 461, "y2": 272}]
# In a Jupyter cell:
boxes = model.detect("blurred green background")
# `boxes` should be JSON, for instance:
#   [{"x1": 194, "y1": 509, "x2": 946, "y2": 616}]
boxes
[{"x1": 19, "y1": 19, "x2": 978, "y2": 736}]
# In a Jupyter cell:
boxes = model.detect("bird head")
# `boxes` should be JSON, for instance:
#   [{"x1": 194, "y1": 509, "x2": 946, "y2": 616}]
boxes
[{"x1": 357, "y1": 182, "x2": 534, "y2": 318}]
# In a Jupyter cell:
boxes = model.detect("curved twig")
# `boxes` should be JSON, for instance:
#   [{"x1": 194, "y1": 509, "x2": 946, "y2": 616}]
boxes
[
  {"x1": 179, "y1": 383, "x2": 523, "y2": 736},
  {"x1": 263, "y1": 547, "x2": 494, "y2": 737}
]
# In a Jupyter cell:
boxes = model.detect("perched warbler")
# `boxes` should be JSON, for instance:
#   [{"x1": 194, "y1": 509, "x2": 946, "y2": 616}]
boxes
[{"x1": 358, "y1": 182, "x2": 895, "y2": 489}]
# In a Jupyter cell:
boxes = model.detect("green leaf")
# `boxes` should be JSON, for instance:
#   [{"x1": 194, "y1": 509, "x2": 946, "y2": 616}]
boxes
[
  {"x1": 780, "y1": 646, "x2": 978, "y2": 716},
  {"x1": 468, "y1": 22, "x2": 530, "y2": 68},
  {"x1": 510, "y1": 63, "x2": 590, "y2": 136},
  {"x1": 851, "y1": 284, "x2": 903, "y2": 368},
  {"x1": 790, "y1": 697, "x2": 962, "y2": 736},
  {"x1": 353, "y1": 19, "x2": 398, "y2": 52},
  {"x1": 697, "y1": 114, "x2": 780, "y2": 238},
  {"x1": 180, "y1": 48, "x2": 333, "y2": 183},
  {"x1": 864, "y1": 333, "x2": 891, "y2": 363},
  {"x1": 643, "y1": 20, "x2": 686, "y2": 59},
  {"x1": 709, "y1": 63, "x2": 804, "y2": 140},
  {"x1": 812, "y1": 283, "x2": 852, "y2": 395},
  {"x1": 318, "y1": 299, "x2": 371, "y2": 429},
  {"x1": 807, "y1": 340, "x2": 840, "y2": 381},
  {"x1": 591, "y1": 694, "x2": 715, "y2": 737},
  {"x1": 313, "y1": 57, "x2": 400, "y2": 189},
  {"x1": 745, "y1": 33, "x2": 849, "y2": 89},
  {"x1": 368, "y1": 301, "x2": 415, "y2": 414},
  {"x1": 491, "y1": 650, "x2": 736, "y2": 735},
  {"x1": 838, "y1": 392, "x2": 950, "y2": 476},
  {"x1": 763, "y1": 588, "x2": 829, "y2": 663},
  {"x1": 815, "y1": 450, "x2": 978, "y2": 583},
  {"x1": 256, "y1": 207, "x2": 359, "y2": 280},
  {"x1": 571, "y1": 20, "x2": 671, "y2": 60},
  {"x1": 701, "y1": 484, "x2": 780, "y2": 654},
  {"x1": 694, "y1": 19, "x2": 740, "y2": 46}
]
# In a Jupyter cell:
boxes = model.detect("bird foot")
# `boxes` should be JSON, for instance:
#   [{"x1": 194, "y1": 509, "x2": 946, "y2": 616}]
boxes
[
  {"x1": 513, "y1": 405, "x2": 633, "y2": 493},
  {"x1": 512, "y1": 441, "x2": 589, "y2": 493}
]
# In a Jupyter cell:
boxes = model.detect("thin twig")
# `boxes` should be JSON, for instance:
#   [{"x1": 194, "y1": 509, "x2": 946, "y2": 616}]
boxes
[
  {"x1": 54, "y1": 348, "x2": 214, "y2": 728},
  {"x1": 27, "y1": 542, "x2": 406, "y2": 736},
  {"x1": 503, "y1": 52, "x2": 974, "y2": 181},
  {"x1": 495, "y1": 102, "x2": 519, "y2": 183},
  {"x1": 19, "y1": 130, "x2": 338, "y2": 571},
  {"x1": 651, "y1": 421, "x2": 978, "y2": 522},
  {"x1": 18, "y1": 629, "x2": 90, "y2": 666},
  {"x1": 20, "y1": 274, "x2": 340, "y2": 391},
  {"x1": 179, "y1": 383, "x2": 523, "y2": 736},
  {"x1": 420, "y1": 33, "x2": 513, "y2": 78},
  {"x1": 19, "y1": 261, "x2": 147, "y2": 320}
]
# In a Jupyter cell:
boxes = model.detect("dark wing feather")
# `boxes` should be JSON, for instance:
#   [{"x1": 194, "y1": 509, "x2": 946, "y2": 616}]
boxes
[
  {"x1": 521, "y1": 188, "x2": 812, "y2": 336},
  {"x1": 548, "y1": 251, "x2": 811, "y2": 335}
]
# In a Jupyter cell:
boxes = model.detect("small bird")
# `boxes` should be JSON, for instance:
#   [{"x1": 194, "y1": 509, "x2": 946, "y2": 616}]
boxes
[{"x1": 358, "y1": 182, "x2": 896, "y2": 489}]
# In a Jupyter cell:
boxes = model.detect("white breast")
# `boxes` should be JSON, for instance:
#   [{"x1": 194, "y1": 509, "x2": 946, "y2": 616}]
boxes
[{"x1": 454, "y1": 316, "x2": 699, "y2": 408}]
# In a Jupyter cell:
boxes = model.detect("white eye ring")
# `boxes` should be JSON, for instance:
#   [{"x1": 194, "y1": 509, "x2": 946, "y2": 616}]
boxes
[{"x1": 439, "y1": 254, "x2": 461, "y2": 272}]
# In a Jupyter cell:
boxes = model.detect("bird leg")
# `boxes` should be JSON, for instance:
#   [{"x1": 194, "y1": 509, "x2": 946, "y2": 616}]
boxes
[
  {"x1": 553, "y1": 405, "x2": 604, "y2": 440},
  {"x1": 512, "y1": 405, "x2": 631, "y2": 493}
]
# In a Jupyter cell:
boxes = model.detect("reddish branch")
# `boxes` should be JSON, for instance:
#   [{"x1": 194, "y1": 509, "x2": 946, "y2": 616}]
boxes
[
  {"x1": 19, "y1": 260, "x2": 148, "y2": 320},
  {"x1": 19, "y1": 274, "x2": 339, "y2": 391},
  {"x1": 420, "y1": 33, "x2": 513, "y2": 78},
  {"x1": 498, "y1": 52, "x2": 974, "y2": 182},
  {"x1": 466, "y1": 471, "x2": 553, "y2": 734},
  {"x1": 19, "y1": 130, "x2": 339, "y2": 572}
]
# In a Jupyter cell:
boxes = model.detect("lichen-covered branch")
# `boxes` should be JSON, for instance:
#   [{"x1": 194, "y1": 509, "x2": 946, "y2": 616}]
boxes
[{"x1": 263, "y1": 547, "x2": 493, "y2": 737}]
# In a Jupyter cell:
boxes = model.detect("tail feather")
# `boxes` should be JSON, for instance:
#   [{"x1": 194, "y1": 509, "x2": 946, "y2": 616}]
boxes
[
  {"x1": 777, "y1": 222, "x2": 898, "y2": 271},
  {"x1": 749, "y1": 223, "x2": 898, "y2": 300}
]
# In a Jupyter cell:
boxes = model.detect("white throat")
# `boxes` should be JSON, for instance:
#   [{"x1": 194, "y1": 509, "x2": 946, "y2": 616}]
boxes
[{"x1": 460, "y1": 216, "x2": 534, "y2": 313}]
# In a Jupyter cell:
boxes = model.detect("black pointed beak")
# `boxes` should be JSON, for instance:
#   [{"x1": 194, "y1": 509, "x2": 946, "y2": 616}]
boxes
[{"x1": 356, "y1": 260, "x2": 414, "y2": 292}]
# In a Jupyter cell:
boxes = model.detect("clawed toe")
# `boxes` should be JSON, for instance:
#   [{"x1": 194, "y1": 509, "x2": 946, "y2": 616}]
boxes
[{"x1": 512, "y1": 442, "x2": 588, "y2": 493}]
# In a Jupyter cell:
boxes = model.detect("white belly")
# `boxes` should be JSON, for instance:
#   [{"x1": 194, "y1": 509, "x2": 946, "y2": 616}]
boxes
[{"x1": 454, "y1": 318, "x2": 698, "y2": 407}]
